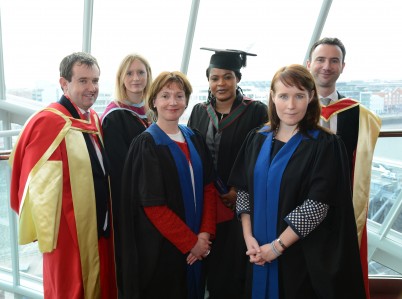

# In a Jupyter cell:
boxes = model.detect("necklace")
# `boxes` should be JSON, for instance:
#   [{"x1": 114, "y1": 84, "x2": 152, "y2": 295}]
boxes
[
  {"x1": 217, "y1": 111, "x2": 227, "y2": 121},
  {"x1": 272, "y1": 126, "x2": 279, "y2": 144},
  {"x1": 273, "y1": 125, "x2": 299, "y2": 143}
]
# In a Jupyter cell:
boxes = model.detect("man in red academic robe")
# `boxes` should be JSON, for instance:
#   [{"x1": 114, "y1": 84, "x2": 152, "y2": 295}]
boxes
[
  {"x1": 9, "y1": 52, "x2": 117, "y2": 299},
  {"x1": 308, "y1": 37, "x2": 381, "y2": 298}
]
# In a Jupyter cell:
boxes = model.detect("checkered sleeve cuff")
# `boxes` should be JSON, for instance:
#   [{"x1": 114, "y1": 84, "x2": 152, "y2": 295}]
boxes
[
  {"x1": 284, "y1": 199, "x2": 329, "y2": 238},
  {"x1": 236, "y1": 189, "x2": 250, "y2": 218}
]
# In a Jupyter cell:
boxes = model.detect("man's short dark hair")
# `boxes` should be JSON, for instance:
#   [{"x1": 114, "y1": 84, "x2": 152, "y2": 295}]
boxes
[
  {"x1": 309, "y1": 37, "x2": 346, "y2": 63},
  {"x1": 59, "y1": 52, "x2": 100, "y2": 82}
]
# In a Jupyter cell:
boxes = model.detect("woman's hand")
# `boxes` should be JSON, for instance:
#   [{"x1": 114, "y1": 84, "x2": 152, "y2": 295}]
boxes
[
  {"x1": 220, "y1": 187, "x2": 237, "y2": 210},
  {"x1": 186, "y1": 253, "x2": 198, "y2": 265},
  {"x1": 244, "y1": 235, "x2": 265, "y2": 265},
  {"x1": 187, "y1": 232, "x2": 211, "y2": 265},
  {"x1": 259, "y1": 241, "x2": 282, "y2": 263}
]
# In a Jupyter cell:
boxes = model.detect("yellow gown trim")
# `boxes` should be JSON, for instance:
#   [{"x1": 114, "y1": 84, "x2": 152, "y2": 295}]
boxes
[
  {"x1": 352, "y1": 105, "x2": 382, "y2": 246},
  {"x1": 15, "y1": 111, "x2": 70, "y2": 250},
  {"x1": 48, "y1": 107, "x2": 101, "y2": 299},
  {"x1": 65, "y1": 130, "x2": 100, "y2": 299}
]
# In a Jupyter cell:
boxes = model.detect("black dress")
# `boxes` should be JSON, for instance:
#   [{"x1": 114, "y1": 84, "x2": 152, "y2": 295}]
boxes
[{"x1": 188, "y1": 94, "x2": 268, "y2": 298}]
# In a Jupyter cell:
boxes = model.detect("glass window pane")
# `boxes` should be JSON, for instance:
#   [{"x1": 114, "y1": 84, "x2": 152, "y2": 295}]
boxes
[
  {"x1": 369, "y1": 138, "x2": 401, "y2": 227},
  {"x1": 0, "y1": 160, "x2": 11, "y2": 271},
  {"x1": 1, "y1": 0, "x2": 83, "y2": 103},
  {"x1": 0, "y1": 156, "x2": 44, "y2": 288},
  {"x1": 91, "y1": 0, "x2": 191, "y2": 114},
  {"x1": 184, "y1": 0, "x2": 322, "y2": 123},
  {"x1": 369, "y1": 136, "x2": 402, "y2": 276},
  {"x1": 391, "y1": 209, "x2": 402, "y2": 234},
  {"x1": 322, "y1": 0, "x2": 402, "y2": 129},
  {"x1": 369, "y1": 261, "x2": 400, "y2": 276},
  {"x1": 18, "y1": 242, "x2": 43, "y2": 280}
]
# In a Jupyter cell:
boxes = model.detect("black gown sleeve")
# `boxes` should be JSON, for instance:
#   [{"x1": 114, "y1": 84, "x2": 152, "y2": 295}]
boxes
[
  {"x1": 306, "y1": 132, "x2": 343, "y2": 206},
  {"x1": 102, "y1": 110, "x2": 147, "y2": 213},
  {"x1": 102, "y1": 112, "x2": 131, "y2": 174},
  {"x1": 119, "y1": 133, "x2": 166, "y2": 299},
  {"x1": 302, "y1": 134, "x2": 365, "y2": 298},
  {"x1": 228, "y1": 127, "x2": 262, "y2": 191},
  {"x1": 253, "y1": 100, "x2": 269, "y2": 124}
]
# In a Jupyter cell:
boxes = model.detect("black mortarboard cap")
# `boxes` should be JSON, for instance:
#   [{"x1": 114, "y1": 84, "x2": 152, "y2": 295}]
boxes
[{"x1": 201, "y1": 47, "x2": 257, "y2": 72}]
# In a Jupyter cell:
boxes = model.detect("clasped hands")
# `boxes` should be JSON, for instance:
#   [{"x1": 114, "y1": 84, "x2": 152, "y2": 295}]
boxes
[
  {"x1": 187, "y1": 232, "x2": 211, "y2": 265},
  {"x1": 244, "y1": 235, "x2": 281, "y2": 266}
]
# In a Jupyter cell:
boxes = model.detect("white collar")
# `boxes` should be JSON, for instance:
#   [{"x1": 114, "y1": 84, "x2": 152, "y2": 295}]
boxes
[{"x1": 319, "y1": 90, "x2": 338, "y2": 102}]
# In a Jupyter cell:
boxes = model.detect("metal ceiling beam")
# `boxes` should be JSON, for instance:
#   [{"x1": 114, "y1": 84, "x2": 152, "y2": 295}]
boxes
[
  {"x1": 82, "y1": 0, "x2": 94, "y2": 53},
  {"x1": 303, "y1": 0, "x2": 333, "y2": 65},
  {"x1": 180, "y1": 0, "x2": 200, "y2": 74},
  {"x1": 0, "y1": 8, "x2": 6, "y2": 100}
]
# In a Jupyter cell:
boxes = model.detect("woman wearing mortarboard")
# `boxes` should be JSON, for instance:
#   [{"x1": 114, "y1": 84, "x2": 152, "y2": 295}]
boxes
[{"x1": 188, "y1": 48, "x2": 268, "y2": 298}]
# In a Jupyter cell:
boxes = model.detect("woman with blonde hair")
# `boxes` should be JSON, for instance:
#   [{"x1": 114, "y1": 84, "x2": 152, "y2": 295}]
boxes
[{"x1": 101, "y1": 53, "x2": 152, "y2": 297}]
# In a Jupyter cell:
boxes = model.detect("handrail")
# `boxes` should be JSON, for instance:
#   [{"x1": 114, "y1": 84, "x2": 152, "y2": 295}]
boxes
[
  {"x1": 0, "y1": 130, "x2": 400, "y2": 161},
  {"x1": 369, "y1": 276, "x2": 402, "y2": 298},
  {"x1": 0, "y1": 150, "x2": 10, "y2": 160},
  {"x1": 379, "y1": 130, "x2": 402, "y2": 138}
]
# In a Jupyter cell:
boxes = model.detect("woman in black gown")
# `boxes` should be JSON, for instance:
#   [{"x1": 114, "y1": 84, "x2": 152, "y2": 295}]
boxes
[
  {"x1": 120, "y1": 71, "x2": 216, "y2": 299},
  {"x1": 101, "y1": 54, "x2": 152, "y2": 296},
  {"x1": 229, "y1": 64, "x2": 365, "y2": 299},
  {"x1": 188, "y1": 48, "x2": 268, "y2": 298}
]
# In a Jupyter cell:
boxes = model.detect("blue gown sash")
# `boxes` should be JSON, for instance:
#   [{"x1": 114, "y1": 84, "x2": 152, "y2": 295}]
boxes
[
  {"x1": 252, "y1": 127, "x2": 319, "y2": 299},
  {"x1": 147, "y1": 123, "x2": 204, "y2": 298}
]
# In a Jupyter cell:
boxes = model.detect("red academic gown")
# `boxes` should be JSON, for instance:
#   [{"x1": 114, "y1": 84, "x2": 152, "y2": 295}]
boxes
[{"x1": 9, "y1": 99, "x2": 117, "y2": 299}]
